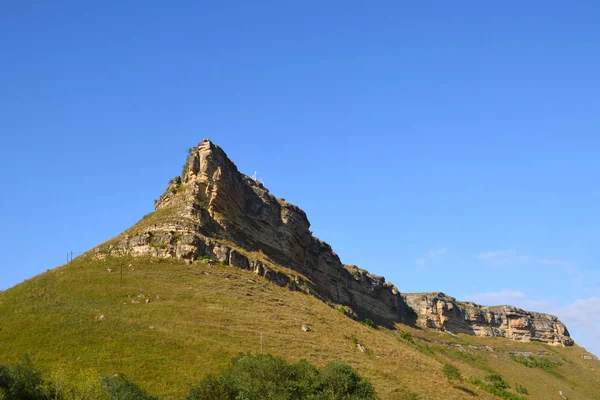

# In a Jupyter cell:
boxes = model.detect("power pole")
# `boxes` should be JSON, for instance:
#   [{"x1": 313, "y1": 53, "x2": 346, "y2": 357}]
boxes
[{"x1": 70, "y1": 251, "x2": 73, "y2": 262}]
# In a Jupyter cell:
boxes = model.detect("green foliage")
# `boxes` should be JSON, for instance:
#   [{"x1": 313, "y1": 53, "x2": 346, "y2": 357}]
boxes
[
  {"x1": 510, "y1": 355, "x2": 561, "y2": 370},
  {"x1": 362, "y1": 319, "x2": 375, "y2": 329},
  {"x1": 0, "y1": 355, "x2": 377, "y2": 400},
  {"x1": 470, "y1": 375, "x2": 525, "y2": 400},
  {"x1": 399, "y1": 331, "x2": 414, "y2": 344},
  {"x1": 39, "y1": 367, "x2": 106, "y2": 400},
  {"x1": 486, "y1": 373, "x2": 509, "y2": 389},
  {"x1": 0, "y1": 356, "x2": 44, "y2": 400},
  {"x1": 514, "y1": 383, "x2": 529, "y2": 395},
  {"x1": 148, "y1": 236, "x2": 167, "y2": 250},
  {"x1": 413, "y1": 342, "x2": 435, "y2": 356},
  {"x1": 315, "y1": 362, "x2": 377, "y2": 399},
  {"x1": 0, "y1": 359, "x2": 156, "y2": 400},
  {"x1": 141, "y1": 211, "x2": 155, "y2": 220},
  {"x1": 187, "y1": 354, "x2": 378, "y2": 400},
  {"x1": 446, "y1": 349, "x2": 476, "y2": 362},
  {"x1": 186, "y1": 375, "x2": 235, "y2": 400},
  {"x1": 101, "y1": 374, "x2": 159, "y2": 400},
  {"x1": 442, "y1": 363, "x2": 462, "y2": 383},
  {"x1": 182, "y1": 158, "x2": 190, "y2": 178}
]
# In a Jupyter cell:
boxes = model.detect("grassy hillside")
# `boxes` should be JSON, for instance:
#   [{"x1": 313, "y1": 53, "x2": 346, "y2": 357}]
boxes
[{"x1": 0, "y1": 254, "x2": 598, "y2": 399}]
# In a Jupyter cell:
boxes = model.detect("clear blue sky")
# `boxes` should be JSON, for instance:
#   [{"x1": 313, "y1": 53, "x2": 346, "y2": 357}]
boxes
[{"x1": 1, "y1": 1, "x2": 598, "y2": 356}]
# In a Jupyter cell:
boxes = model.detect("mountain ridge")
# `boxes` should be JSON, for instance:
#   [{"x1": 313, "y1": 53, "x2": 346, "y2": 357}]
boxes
[{"x1": 96, "y1": 138, "x2": 573, "y2": 347}]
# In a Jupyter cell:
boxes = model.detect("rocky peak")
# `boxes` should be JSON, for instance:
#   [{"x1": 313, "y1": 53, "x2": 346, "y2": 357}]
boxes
[{"x1": 99, "y1": 139, "x2": 574, "y2": 347}]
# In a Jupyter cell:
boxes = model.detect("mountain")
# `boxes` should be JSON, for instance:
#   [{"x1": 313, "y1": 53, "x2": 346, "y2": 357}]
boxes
[
  {"x1": 0, "y1": 139, "x2": 598, "y2": 399},
  {"x1": 103, "y1": 139, "x2": 573, "y2": 347}
]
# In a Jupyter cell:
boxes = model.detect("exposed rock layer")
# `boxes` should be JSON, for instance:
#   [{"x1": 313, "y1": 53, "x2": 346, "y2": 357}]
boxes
[
  {"x1": 101, "y1": 139, "x2": 573, "y2": 346},
  {"x1": 403, "y1": 292, "x2": 573, "y2": 346}
]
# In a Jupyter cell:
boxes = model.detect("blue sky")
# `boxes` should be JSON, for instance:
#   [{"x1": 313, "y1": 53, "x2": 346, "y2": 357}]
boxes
[{"x1": 1, "y1": 1, "x2": 598, "y2": 356}]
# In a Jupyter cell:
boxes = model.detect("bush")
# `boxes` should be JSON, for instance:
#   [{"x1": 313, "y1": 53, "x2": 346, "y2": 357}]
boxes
[
  {"x1": 486, "y1": 373, "x2": 510, "y2": 389},
  {"x1": 515, "y1": 383, "x2": 529, "y2": 395},
  {"x1": 186, "y1": 375, "x2": 235, "y2": 400},
  {"x1": 399, "y1": 331, "x2": 414, "y2": 344},
  {"x1": 39, "y1": 367, "x2": 106, "y2": 400},
  {"x1": 471, "y1": 375, "x2": 525, "y2": 400},
  {"x1": 101, "y1": 374, "x2": 159, "y2": 400},
  {"x1": 442, "y1": 363, "x2": 462, "y2": 383},
  {"x1": 510, "y1": 355, "x2": 561, "y2": 370},
  {"x1": 363, "y1": 319, "x2": 375, "y2": 328},
  {"x1": 314, "y1": 362, "x2": 377, "y2": 399},
  {"x1": 0, "y1": 358, "x2": 156, "y2": 400},
  {"x1": 0, "y1": 356, "x2": 44, "y2": 400},
  {"x1": 188, "y1": 354, "x2": 378, "y2": 400}
]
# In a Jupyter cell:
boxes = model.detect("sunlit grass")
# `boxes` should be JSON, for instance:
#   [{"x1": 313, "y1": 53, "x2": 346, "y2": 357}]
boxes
[{"x1": 0, "y1": 255, "x2": 598, "y2": 399}]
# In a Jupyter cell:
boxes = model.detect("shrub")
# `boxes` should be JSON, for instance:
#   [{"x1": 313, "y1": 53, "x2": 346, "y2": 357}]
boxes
[
  {"x1": 515, "y1": 383, "x2": 529, "y2": 395},
  {"x1": 363, "y1": 319, "x2": 375, "y2": 328},
  {"x1": 101, "y1": 374, "x2": 159, "y2": 400},
  {"x1": 315, "y1": 362, "x2": 377, "y2": 399},
  {"x1": 399, "y1": 331, "x2": 414, "y2": 344},
  {"x1": 186, "y1": 375, "x2": 235, "y2": 400},
  {"x1": 442, "y1": 363, "x2": 462, "y2": 383},
  {"x1": 224, "y1": 354, "x2": 318, "y2": 399},
  {"x1": 187, "y1": 354, "x2": 378, "y2": 400},
  {"x1": 182, "y1": 158, "x2": 190, "y2": 177},
  {"x1": 471, "y1": 375, "x2": 525, "y2": 400},
  {"x1": 0, "y1": 356, "x2": 44, "y2": 400},
  {"x1": 510, "y1": 355, "x2": 561, "y2": 370},
  {"x1": 0, "y1": 358, "x2": 157, "y2": 400},
  {"x1": 486, "y1": 373, "x2": 510, "y2": 389},
  {"x1": 39, "y1": 367, "x2": 106, "y2": 400}
]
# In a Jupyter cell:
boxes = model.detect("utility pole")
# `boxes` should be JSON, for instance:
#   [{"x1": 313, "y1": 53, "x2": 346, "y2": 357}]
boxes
[{"x1": 70, "y1": 251, "x2": 73, "y2": 262}]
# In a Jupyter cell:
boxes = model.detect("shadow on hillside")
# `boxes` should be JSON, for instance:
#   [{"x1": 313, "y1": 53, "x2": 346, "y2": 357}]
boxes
[{"x1": 454, "y1": 386, "x2": 477, "y2": 396}]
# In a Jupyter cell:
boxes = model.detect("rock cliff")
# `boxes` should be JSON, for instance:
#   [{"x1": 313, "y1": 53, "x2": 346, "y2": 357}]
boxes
[
  {"x1": 98, "y1": 139, "x2": 573, "y2": 346},
  {"x1": 403, "y1": 293, "x2": 573, "y2": 346}
]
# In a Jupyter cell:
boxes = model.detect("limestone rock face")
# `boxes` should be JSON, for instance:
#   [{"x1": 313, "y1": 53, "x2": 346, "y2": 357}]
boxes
[
  {"x1": 106, "y1": 139, "x2": 411, "y2": 326},
  {"x1": 403, "y1": 293, "x2": 574, "y2": 347},
  {"x1": 101, "y1": 139, "x2": 574, "y2": 346}
]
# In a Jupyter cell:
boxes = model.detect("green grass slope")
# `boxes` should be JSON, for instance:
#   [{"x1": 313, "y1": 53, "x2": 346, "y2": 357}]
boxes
[{"x1": 0, "y1": 254, "x2": 598, "y2": 399}]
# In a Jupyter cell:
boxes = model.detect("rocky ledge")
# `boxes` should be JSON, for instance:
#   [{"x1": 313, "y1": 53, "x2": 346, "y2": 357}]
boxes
[
  {"x1": 403, "y1": 292, "x2": 573, "y2": 347},
  {"x1": 96, "y1": 139, "x2": 573, "y2": 347}
]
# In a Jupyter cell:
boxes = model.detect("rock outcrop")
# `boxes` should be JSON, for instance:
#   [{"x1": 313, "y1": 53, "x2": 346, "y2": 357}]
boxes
[
  {"x1": 403, "y1": 292, "x2": 573, "y2": 346},
  {"x1": 98, "y1": 139, "x2": 574, "y2": 346},
  {"x1": 101, "y1": 139, "x2": 410, "y2": 327}
]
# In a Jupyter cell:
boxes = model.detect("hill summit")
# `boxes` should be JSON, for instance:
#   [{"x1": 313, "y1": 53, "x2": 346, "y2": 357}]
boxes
[{"x1": 97, "y1": 139, "x2": 573, "y2": 347}]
